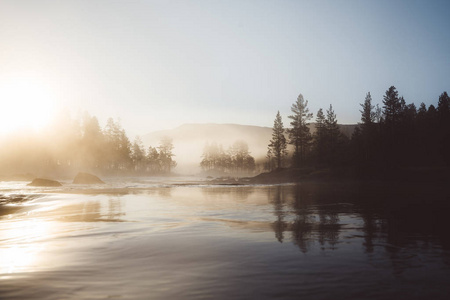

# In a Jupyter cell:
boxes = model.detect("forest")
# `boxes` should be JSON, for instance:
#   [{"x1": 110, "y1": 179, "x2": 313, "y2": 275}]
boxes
[
  {"x1": 0, "y1": 86, "x2": 448, "y2": 179},
  {"x1": 0, "y1": 112, "x2": 176, "y2": 178},
  {"x1": 200, "y1": 140, "x2": 256, "y2": 175},
  {"x1": 265, "y1": 86, "x2": 450, "y2": 179}
]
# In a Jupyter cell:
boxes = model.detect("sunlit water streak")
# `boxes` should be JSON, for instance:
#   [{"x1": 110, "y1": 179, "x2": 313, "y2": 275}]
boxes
[{"x1": 0, "y1": 179, "x2": 449, "y2": 299}]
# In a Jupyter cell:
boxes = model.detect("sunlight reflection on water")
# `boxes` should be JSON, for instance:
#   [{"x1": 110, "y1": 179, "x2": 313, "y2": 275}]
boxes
[{"x1": 0, "y1": 219, "x2": 50, "y2": 276}]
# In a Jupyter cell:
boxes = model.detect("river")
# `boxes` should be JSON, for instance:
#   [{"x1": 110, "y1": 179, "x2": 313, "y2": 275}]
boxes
[{"x1": 1, "y1": 178, "x2": 449, "y2": 299}]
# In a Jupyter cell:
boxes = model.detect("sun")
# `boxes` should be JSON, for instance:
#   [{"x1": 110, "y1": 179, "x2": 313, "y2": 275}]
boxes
[{"x1": 0, "y1": 76, "x2": 57, "y2": 135}]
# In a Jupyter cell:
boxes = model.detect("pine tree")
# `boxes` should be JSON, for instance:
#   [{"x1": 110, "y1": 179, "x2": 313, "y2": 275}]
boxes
[
  {"x1": 104, "y1": 118, "x2": 131, "y2": 171},
  {"x1": 158, "y1": 137, "x2": 176, "y2": 173},
  {"x1": 80, "y1": 113, "x2": 104, "y2": 169},
  {"x1": 324, "y1": 104, "x2": 341, "y2": 165},
  {"x1": 314, "y1": 108, "x2": 326, "y2": 165},
  {"x1": 418, "y1": 102, "x2": 427, "y2": 118},
  {"x1": 382, "y1": 86, "x2": 401, "y2": 124},
  {"x1": 437, "y1": 91, "x2": 450, "y2": 124},
  {"x1": 437, "y1": 92, "x2": 450, "y2": 165},
  {"x1": 360, "y1": 92, "x2": 375, "y2": 131},
  {"x1": 266, "y1": 147, "x2": 275, "y2": 171},
  {"x1": 288, "y1": 94, "x2": 313, "y2": 167},
  {"x1": 381, "y1": 86, "x2": 403, "y2": 166},
  {"x1": 131, "y1": 136, "x2": 146, "y2": 172},
  {"x1": 147, "y1": 146, "x2": 160, "y2": 173},
  {"x1": 358, "y1": 92, "x2": 377, "y2": 163},
  {"x1": 268, "y1": 111, "x2": 287, "y2": 169}
]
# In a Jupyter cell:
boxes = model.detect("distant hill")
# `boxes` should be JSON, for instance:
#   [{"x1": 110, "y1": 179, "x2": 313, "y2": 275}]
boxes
[{"x1": 141, "y1": 123, "x2": 356, "y2": 174}]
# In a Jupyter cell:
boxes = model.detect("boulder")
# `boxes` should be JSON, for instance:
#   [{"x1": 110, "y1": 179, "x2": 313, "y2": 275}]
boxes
[
  {"x1": 73, "y1": 172, "x2": 105, "y2": 184},
  {"x1": 28, "y1": 178, "x2": 62, "y2": 187}
]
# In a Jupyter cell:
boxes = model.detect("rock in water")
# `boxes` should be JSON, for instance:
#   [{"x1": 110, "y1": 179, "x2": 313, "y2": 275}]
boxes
[
  {"x1": 28, "y1": 178, "x2": 62, "y2": 187},
  {"x1": 73, "y1": 172, "x2": 105, "y2": 184}
]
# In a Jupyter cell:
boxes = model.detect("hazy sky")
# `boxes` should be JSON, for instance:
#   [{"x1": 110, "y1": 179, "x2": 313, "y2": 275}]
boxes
[{"x1": 1, "y1": 0, "x2": 449, "y2": 137}]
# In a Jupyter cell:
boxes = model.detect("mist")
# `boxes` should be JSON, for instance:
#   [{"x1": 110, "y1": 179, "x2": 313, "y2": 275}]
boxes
[{"x1": 0, "y1": 111, "x2": 177, "y2": 180}]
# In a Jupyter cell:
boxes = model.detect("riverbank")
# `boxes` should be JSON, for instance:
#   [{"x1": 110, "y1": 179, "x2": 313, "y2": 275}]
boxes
[{"x1": 235, "y1": 167, "x2": 450, "y2": 185}]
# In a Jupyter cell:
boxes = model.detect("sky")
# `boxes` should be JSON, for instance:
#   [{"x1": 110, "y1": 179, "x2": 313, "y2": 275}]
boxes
[{"x1": 0, "y1": 0, "x2": 449, "y2": 137}]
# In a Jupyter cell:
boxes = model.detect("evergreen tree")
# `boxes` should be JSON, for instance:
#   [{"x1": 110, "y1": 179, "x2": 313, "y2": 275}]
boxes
[
  {"x1": 360, "y1": 92, "x2": 375, "y2": 131},
  {"x1": 147, "y1": 146, "x2": 160, "y2": 173},
  {"x1": 266, "y1": 147, "x2": 275, "y2": 171},
  {"x1": 358, "y1": 92, "x2": 378, "y2": 163},
  {"x1": 382, "y1": 86, "x2": 401, "y2": 124},
  {"x1": 104, "y1": 118, "x2": 131, "y2": 171},
  {"x1": 417, "y1": 102, "x2": 427, "y2": 118},
  {"x1": 200, "y1": 142, "x2": 212, "y2": 171},
  {"x1": 158, "y1": 137, "x2": 176, "y2": 173},
  {"x1": 229, "y1": 140, "x2": 250, "y2": 173},
  {"x1": 313, "y1": 108, "x2": 326, "y2": 165},
  {"x1": 202, "y1": 140, "x2": 255, "y2": 174},
  {"x1": 374, "y1": 104, "x2": 383, "y2": 123},
  {"x1": 131, "y1": 136, "x2": 146, "y2": 172},
  {"x1": 437, "y1": 91, "x2": 450, "y2": 124},
  {"x1": 381, "y1": 86, "x2": 403, "y2": 166},
  {"x1": 80, "y1": 113, "x2": 104, "y2": 170},
  {"x1": 324, "y1": 104, "x2": 341, "y2": 165},
  {"x1": 268, "y1": 111, "x2": 287, "y2": 169},
  {"x1": 288, "y1": 94, "x2": 313, "y2": 167},
  {"x1": 437, "y1": 92, "x2": 450, "y2": 165}
]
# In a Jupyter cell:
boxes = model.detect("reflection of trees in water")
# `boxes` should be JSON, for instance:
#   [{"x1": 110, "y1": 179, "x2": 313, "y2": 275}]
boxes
[
  {"x1": 59, "y1": 201, "x2": 102, "y2": 222},
  {"x1": 106, "y1": 196, "x2": 124, "y2": 221},
  {"x1": 381, "y1": 205, "x2": 450, "y2": 275},
  {"x1": 290, "y1": 185, "x2": 315, "y2": 253},
  {"x1": 201, "y1": 186, "x2": 255, "y2": 202},
  {"x1": 268, "y1": 184, "x2": 341, "y2": 252},
  {"x1": 57, "y1": 196, "x2": 125, "y2": 222},
  {"x1": 345, "y1": 182, "x2": 450, "y2": 274},
  {"x1": 267, "y1": 182, "x2": 450, "y2": 273},
  {"x1": 269, "y1": 186, "x2": 287, "y2": 243},
  {"x1": 360, "y1": 211, "x2": 377, "y2": 253},
  {"x1": 158, "y1": 187, "x2": 172, "y2": 198},
  {"x1": 317, "y1": 207, "x2": 340, "y2": 250},
  {"x1": 269, "y1": 182, "x2": 450, "y2": 255},
  {"x1": 291, "y1": 215, "x2": 314, "y2": 253}
]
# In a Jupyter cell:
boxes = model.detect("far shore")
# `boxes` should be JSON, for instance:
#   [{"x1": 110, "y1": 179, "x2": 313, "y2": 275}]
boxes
[
  {"x1": 211, "y1": 166, "x2": 450, "y2": 185},
  {"x1": 1, "y1": 166, "x2": 448, "y2": 188}
]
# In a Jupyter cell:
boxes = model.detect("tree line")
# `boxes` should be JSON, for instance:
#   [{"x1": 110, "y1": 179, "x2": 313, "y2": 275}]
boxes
[
  {"x1": 0, "y1": 112, "x2": 176, "y2": 177},
  {"x1": 200, "y1": 140, "x2": 256, "y2": 175},
  {"x1": 267, "y1": 87, "x2": 450, "y2": 173}
]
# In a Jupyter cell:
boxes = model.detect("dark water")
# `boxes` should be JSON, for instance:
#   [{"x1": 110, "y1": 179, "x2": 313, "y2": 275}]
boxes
[{"x1": 0, "y1": 180, "x2": 449, "y2": 299}]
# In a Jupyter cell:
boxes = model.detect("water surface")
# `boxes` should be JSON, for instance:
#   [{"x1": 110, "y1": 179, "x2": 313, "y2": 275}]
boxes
[{"x1": 1, "y1": 179, "x2": 449, "y2": 299}]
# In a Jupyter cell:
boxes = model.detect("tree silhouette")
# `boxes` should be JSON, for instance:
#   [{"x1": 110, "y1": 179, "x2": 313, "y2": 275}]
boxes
[
  {"x1": 437, "y1": 92, "x2": 450, "y2": 166},
  {"x1": 313, "y1": 108, "x2": 326, "y2": 165},
  {"x1": 229, "y1": 140, "x2": 255, "y2": 173},
  {"x1": 104, "y1": 118, "x2": 131, "y2": 171},
  {"x1": 146, "y1": 146, "x2": 160, "y2": 173},
  {"x1": 79, "y1": 113, "x2": 104, "y2": 170},
  {"x1": 200, "y1": 140, "x2": 255, "y2": 174},
  {"x1": 131, "y1": 136, "x2": 146, "y2": 172},
  {"x1": 383, "y1": 86, "x2": 401, "y2": 125},
  {"x1": 324, "y1": 104, "x2": 341, "y2": 166},
  {"x1": 268, "y1": 111, "x2": 287, "y2": 169},
  {"x1": 382, "y1": 86, "x2": 402, "y2": 166},
  {"x1": 358, "y1": 92, "x2": 378, "y2": 163},
  {"x1": 288, "y1": 94, "x2": 313, "y2": 167},
  {"x1": 360, "y1": 92, "x2": 375, "y2": 130},
  {"x1": 158, "y1": 137, "x2": 176, "y2": 173}
]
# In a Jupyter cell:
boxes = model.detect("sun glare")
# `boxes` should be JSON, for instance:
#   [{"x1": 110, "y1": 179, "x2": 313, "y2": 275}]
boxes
[
  {"x1": 0, "y1": 76, "x2": 57, "y2": 135},
  {"x1": 0, "y1": 219, "x2": 50, "y2": 276}
]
